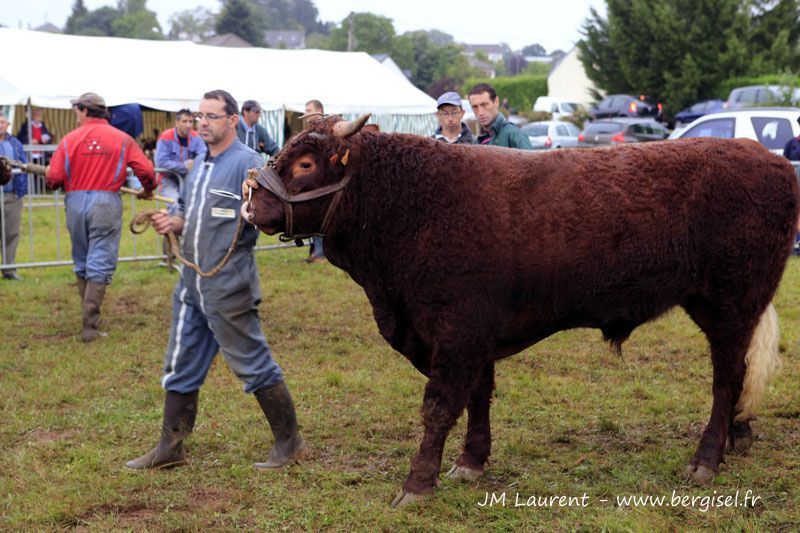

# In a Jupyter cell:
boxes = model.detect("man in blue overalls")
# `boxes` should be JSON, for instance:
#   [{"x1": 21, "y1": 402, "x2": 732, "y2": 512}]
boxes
[{"x1": 126, "y1": 90, "x2": 304, "y2": 471}]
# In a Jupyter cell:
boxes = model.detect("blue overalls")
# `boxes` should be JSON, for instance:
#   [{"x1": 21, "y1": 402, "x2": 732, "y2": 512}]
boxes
[{"x1": 161, "y1": 140, "x2": 283, "y2": 394}]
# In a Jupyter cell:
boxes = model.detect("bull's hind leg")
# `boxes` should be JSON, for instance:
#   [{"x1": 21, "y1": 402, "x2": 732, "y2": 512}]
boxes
[
  {"x1": 391, "y1": 343, "x2": 485, "y2": 508},
  {"x1": 683, "y1": 303, "x2": 780, "y2": 483},
  {"x1": 729, "y1": 303, "x2": 781, "y2": 454},
  {"x1": 446, "y1": 361, "x2": 495, "y2": 482}
]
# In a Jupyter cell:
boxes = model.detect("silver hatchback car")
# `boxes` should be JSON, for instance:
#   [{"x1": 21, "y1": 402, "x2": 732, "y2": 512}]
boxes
[{"x1": 519, "y1": 121, "x2": 581, "y2": 150}]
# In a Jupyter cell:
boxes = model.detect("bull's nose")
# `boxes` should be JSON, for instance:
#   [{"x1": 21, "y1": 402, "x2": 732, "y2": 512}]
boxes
[{"x1": 240, "y1": 202, "x2": 253, "y2": 223}]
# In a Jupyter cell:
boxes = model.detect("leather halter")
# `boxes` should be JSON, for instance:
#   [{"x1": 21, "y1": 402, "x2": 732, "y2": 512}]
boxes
[{"x1": 252, "y1": 160, "x2": 352, "y2": 242}]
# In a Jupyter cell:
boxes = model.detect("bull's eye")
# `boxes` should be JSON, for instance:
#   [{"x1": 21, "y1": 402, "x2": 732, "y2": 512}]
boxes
[{"x1": 300, "y1": 162, "x2": 312, "y2": 170}]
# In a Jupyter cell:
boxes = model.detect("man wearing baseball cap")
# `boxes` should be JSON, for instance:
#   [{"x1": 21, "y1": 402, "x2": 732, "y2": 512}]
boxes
[
  {"x1": 46, "y1": 92, "x2": 156, "y2": 342},
  {"x1": 432, "y1": 91, "x2": 475, "y2": 145},
  {"x1": 236, "y1": 100, "x2": 279, "y2": 157}
]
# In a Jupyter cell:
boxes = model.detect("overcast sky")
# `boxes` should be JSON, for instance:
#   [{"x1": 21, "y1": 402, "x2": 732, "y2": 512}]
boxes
[{"x1": 4, "y1": 0, "x2": 607, "y2": 53}]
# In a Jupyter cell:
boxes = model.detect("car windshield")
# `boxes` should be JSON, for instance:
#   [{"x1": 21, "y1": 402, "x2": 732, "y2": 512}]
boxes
[
  {"x1": 561, "y1": 103, "x2": 578, "y2": 113},
  {"x1": 521, "y1": 124, "x2": 549, "y2": 136},
  {"x1": 583, "y1": 122, "x2": 625, "y2": 134}
]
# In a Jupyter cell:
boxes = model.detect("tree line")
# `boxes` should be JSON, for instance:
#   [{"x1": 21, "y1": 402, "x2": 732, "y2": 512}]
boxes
[
  {"x1": 579, "y1": 0, "x2": 800, "y2": 116},
  {"x1": 63, "y1": 0, "x2": 800, "y2": 116}
]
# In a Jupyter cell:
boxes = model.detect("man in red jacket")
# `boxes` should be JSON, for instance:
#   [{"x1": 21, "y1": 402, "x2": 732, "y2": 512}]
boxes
[{"x1": 47, "y1": 92, "x2": 156, "y2": 342}]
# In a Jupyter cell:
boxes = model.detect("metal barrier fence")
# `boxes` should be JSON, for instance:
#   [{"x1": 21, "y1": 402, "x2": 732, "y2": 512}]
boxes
[{"x1": 0, "y1": 163, "x2": 297, "y2": 272}]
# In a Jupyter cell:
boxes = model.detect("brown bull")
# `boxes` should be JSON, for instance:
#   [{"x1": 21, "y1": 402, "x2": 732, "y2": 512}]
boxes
[{"x1": 242, "y1": 115, "x2": 798, "y2": 506}]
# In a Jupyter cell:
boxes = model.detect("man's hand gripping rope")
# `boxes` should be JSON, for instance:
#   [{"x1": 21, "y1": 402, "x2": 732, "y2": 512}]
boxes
[{"x1": 126, "y1": 188, "x2": 245, "y2": 278}]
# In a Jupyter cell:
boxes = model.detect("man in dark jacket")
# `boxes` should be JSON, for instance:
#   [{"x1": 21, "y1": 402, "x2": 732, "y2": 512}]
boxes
[
  {"x1": 236, "y1": 100, "x2": 278, "y2": 157},
  {"x1": 432, "y1": 91, "x2": 474, "y2": 144},
  {"x1": 468, "y1": 83, "x2": 532, "y2": 149},
  {"x1": 783, "y1": 116, "x2": 800, "y2": 161}
]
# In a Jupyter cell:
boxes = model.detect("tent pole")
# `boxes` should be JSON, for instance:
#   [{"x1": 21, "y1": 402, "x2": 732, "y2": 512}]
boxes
[{"x1": 26, "y1": 100, "x2": 32, "y2": 154}]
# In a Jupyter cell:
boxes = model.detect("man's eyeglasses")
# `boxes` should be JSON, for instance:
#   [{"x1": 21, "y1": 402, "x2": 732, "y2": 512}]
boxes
[
  {"x1": 194, "y1": 113, "x2": 230, "y2": 122},
  {"x1": 438, "y1": 110, "x2": 462, "y2": 118}
]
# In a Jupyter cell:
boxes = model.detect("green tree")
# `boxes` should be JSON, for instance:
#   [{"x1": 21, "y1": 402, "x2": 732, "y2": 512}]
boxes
[
  {"x1": 168, "y1": 7, "x2": 216, "y2": 42},
  {"x1": 393, "y1": 30, "x2": 482, "y2": 95},
  {"x1": 216, "y1": 0, "x2": 264, "y2": 46},
  {"x1": 747, "y1": 0, "x2": 800, "y2": 73},
  {"x1": 305, "y1": 32, "x2": 331, "y2": 49},
  {"x1": 64, "y1": 0, "x2": 89, "y2": 35},
  {"x1": 522, "y1": 43, "x2": 546, "y2": 56},
  {"x1": 112, "y1": 0, "x2": 163, "y2": 40},
  {"x1": 69, "y1": 5, "x2": 122, "y2": 36},
  {"x1": 328, "y1": 12, "x2": 395, "y2": 53},
  {"x1": 577, "y1": 0, "x2": 800, "y2": 117}
]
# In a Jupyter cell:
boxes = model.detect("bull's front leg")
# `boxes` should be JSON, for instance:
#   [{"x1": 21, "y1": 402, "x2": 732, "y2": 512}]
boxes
[
  {"x1": 391, "y1": 344, "x2": 483, "y2": 507},
  {"x1": 446, "y1": 361, "x2": 494, "y2": 482}
]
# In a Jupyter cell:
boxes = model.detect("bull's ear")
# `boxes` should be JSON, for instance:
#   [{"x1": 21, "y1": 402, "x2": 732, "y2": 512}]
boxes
[
  {"x1": 329, "y1": 153, "x2": 338, "y2": 166},
  {"x1": 333, "y1": 114, "x2": 371, "y2": 138}
]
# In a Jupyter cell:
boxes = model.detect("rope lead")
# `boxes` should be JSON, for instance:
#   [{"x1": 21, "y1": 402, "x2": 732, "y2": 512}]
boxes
[{"x1": 130, "y1": 210, "x2": 243, "y2": 278}]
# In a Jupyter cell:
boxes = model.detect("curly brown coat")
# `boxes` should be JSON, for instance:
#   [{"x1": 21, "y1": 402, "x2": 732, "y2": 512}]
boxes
[{"x1": 247, "y1": 116, "x2": 799, "y2": 505}]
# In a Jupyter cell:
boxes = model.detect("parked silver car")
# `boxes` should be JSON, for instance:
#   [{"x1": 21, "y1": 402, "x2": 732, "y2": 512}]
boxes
[
  {"x1": 724, "y1": 85, "x2": 800, "y2": 110},
  {"x1": 578, "y1": 118, "x2": 669, "y2": 147},
  {"x1": 520, "y1": 121, "x2": 581, "y2": 149}
]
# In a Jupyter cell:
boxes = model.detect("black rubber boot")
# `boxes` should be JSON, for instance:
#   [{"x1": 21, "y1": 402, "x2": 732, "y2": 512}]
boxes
[
  {"x1": 81, "y1": 281, "x2": 107, "y2": 342},
  {"x1": 253, "y1": 381, "x2": 306, "y2": 470},
  {"x1": 76, "y1": 275, "x2": 87, "y2": 303},
  {"x1": 125, "y1": 390, "x2": 199, "y2": 470}
]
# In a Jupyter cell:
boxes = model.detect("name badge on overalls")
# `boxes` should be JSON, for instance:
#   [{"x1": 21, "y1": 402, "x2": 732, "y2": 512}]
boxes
[{"x1": 211, "y1": 207, "x2": 236, "y2": 218}]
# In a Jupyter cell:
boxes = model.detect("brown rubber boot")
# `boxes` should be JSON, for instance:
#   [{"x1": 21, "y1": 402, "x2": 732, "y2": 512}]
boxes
[
  {"x1": 253, "y1": 381, "x2": 306, "y2": 470},
  {"x1": 81, "y1": 281, "x2": 107, "y2": 342},
  {"x1": 76, "y1": 275, "x2": 87, "y2": 302},
  {"x1": 125, "y1": 390, "x2": 199, "y2": 470}
]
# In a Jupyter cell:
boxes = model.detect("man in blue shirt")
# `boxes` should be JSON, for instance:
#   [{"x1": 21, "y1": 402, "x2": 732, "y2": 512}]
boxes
[
  {"x1": 236, "y1": 100, "x2": 278, "y2": 157},
  {"x1": 155, "y1": 109, "x2": 207, "y2": 266},
  {"x1": 126, "y1": 90, "x2": 304, "y2": 472},
  {"x1": 0, "y1": 112, "x2": 28, "y2": 281}
]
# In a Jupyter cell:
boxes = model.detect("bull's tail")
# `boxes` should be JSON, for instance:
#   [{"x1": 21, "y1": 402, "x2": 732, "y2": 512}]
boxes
[{"x1": 735, "y1": 303, "x2": 782, "y2": 421}]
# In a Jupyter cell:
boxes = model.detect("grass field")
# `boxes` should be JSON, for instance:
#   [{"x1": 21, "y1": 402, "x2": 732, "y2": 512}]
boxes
[{"x1": 1, "y1": 242, "x2": 799, "y2": 531}]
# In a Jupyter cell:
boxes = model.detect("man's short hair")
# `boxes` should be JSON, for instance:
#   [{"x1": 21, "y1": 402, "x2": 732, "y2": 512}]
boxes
[
  {"x1": 176, "y1": 108, "x2": 192, "y2": 120},
  {"x1": 80, "y1": 105, "x2": 110, "y2": 120},
  {"x1": 305, "y1": 99, "x2": 324, "y2": 113},
  {"x1": 241, "y1": 99, "x2": 262, "y2": 113},
  {"x1": 469, "y1": 83, "x2": 498, "y2": 101},
  {"x1": 203, "y1": 90, "x2": 238, "y2": 116}
]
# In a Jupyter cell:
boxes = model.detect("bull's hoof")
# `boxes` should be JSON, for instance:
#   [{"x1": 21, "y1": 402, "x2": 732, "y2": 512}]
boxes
[
  {"x1": 728, "y1": 420, "x2": 754, "y2": 455},
  {"x1": 685, "y1": 463, "x2": 717, "y2": 484},
  {"x1": 727, "y1": 434, "x2": 753, "y2": 455},
  {"x1": 390, "y1": 490, "x2": 427, "y2": 508},
  {"x1": 445, "y1": 464, "x2": 484, "y2": 482}
]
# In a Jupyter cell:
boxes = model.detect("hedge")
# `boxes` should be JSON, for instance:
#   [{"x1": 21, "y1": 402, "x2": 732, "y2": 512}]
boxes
[{"x1": 461, "y1": 75, "x2": 547, "y2": 113}]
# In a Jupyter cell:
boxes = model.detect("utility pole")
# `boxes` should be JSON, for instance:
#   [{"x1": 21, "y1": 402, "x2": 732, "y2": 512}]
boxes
[{"x1": 346, "y1": 12, "x2": 354, "y2": 52}]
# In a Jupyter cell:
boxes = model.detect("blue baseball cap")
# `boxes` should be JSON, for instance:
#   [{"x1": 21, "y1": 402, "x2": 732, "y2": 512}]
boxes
[{"x1": 436, "y1": 91, "x2": 462, "y2": 109}]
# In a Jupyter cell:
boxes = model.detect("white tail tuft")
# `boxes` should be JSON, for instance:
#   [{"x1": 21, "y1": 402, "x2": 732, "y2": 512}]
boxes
[{"x1": 736, "y1": 303, "x2": 782, "y2": 421}]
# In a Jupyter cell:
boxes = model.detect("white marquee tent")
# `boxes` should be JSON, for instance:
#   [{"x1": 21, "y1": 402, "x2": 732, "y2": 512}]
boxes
[{"x1": 0, "y1": 28, "x2": 437, "y2": 144}]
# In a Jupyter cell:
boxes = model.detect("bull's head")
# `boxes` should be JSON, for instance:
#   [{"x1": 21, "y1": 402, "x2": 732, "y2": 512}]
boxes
[{"x1": 241, "y1": 114, "x2": 371, "y2": 240}]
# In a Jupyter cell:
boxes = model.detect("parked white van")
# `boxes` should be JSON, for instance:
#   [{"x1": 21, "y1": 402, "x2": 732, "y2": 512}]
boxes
[{"x1": 533, "y1": 96, "x2": 585, "y2": 119}]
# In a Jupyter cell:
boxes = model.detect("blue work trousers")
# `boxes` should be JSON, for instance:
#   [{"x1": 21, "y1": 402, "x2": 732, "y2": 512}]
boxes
[
  {"x1": 160, "y1": 277, "x2": 284, "y2": 394},
  {"x1": 65, "y1": 191, "x2": 122, "y2": 285}
]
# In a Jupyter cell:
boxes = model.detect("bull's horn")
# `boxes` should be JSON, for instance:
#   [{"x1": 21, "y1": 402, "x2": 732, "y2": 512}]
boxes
[{"x1": 333, "y1": 114, "x2": 371, "y2": 138}]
